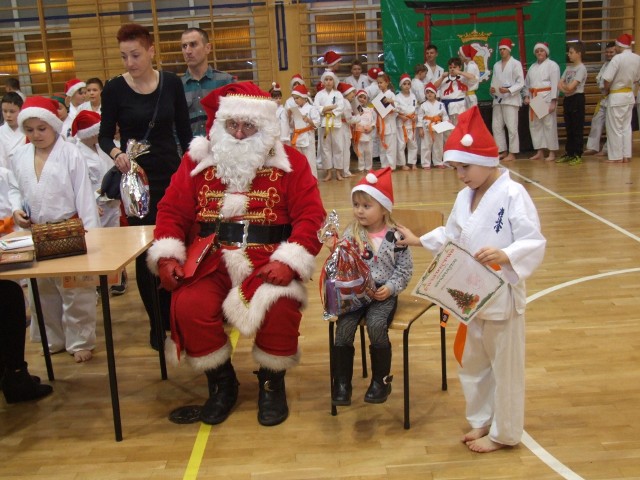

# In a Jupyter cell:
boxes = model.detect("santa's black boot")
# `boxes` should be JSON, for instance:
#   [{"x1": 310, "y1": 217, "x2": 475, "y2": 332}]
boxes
[
  {"x1": 364, "y1": 344, "x2": 393, "y2": 404},
  {"x1": 332, "y1": 345, "x2": 354, "y2": 406},
  {"x1": 2, "y1": 362, "x2": 52, "y2": 404},
  {"x1": 200, "y1": 360, "x2": 239, "y2": 425},
  {"x1": 256, "y1": 368, "x2": 288, "y2": 426}
]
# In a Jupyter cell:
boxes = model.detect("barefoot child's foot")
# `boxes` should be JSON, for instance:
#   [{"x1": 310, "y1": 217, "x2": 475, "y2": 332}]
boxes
[
  {"x1": 74, "y1": 350, "x2": 93, "y2": 363},
  {"x1": 467, "y1": 435, "x2": 506, "y2": 453},
  {"x1": 529, "y1": 152, "x2": 544, "y2": 160},
  {"x1": 461, "y1": 426, "x2": 489, "y2": 444}
]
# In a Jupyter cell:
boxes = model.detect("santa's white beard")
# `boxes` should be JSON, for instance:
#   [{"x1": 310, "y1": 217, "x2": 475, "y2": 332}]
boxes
[{"x1": 209, "y1": 121, "x2": 275, "y2": 193}]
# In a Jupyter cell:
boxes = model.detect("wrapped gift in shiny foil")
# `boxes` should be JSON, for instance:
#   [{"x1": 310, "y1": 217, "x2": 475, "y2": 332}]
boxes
[{"x1": 120, "y1": 139, "x2": 151, "y2": 218}]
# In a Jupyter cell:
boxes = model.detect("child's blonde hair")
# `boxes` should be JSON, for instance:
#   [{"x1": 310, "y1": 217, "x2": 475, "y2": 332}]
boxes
[{"x1": 348, "y1": 190, "x2": 396, "y2": 252}]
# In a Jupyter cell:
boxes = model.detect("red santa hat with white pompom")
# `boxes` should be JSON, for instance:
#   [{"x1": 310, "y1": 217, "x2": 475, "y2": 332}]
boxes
[
  {"x1": 351, "y1": 167, "x2": 394, "y2": 212},
  {"x1": 443, "y1": 106, "x2": 499, "y2": 166}
]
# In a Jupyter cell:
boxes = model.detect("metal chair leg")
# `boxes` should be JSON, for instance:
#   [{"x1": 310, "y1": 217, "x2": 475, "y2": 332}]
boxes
[
  {"x1": 403, "y1": 328, "x2": 410, "y2": 430},
  {"x1": 329, "y1": 322, "x2": 337, "y2": 416},
  {"x1": 359, "y1": 323, "x2": 368, "y2": 378},
  {"x1": 440, "y1": 308, "x2": 448, "y2": 391}
]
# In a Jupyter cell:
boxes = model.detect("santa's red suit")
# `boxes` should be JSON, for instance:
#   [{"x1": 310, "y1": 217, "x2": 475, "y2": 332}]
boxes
[{"x1": 147, "y1": 111, "x2": 324, "y2": 374}]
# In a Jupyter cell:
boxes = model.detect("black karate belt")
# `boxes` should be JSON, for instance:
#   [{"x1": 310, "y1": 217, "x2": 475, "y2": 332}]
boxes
[{"x1": 198, "y1": 221, "x2": 292, "y2": 247}]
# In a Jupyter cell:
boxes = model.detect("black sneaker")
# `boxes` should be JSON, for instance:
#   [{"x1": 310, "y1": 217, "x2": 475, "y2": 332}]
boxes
[{"x1": 110, "y1": 270, "x2": 128, "y2": 296}]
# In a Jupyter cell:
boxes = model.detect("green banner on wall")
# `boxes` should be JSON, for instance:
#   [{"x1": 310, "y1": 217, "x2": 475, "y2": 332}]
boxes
[{"x1": 381, "y1": 0, "x2": 566, "y2": 101}]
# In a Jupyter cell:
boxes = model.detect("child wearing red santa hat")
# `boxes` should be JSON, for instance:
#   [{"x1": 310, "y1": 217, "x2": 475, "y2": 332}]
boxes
[
  {"x1": 314, "y1": 70, "x2": 345, "y2": 181},
  {"x1": 397, "y1": 106, "x2": 546, "y2": 453},
  {"x1": 11, "y1": 96, "x2": 100, "y2": 363},
  {"x1": 287, "y1": 84, "x2": 320, "y2": 178},
  {"x1": 332, "y1": 167, "x2": 413, "y2": 407},
  {"x1": 458, "y1": 44, "x2": 480, "y2": 109}
]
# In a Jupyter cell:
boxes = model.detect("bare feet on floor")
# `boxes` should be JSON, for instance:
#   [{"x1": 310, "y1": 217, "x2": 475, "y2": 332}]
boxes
[
  {"x1": 544, "y1": 153, "x2": 556, "y2": 162},
  {"x1": 502, "y1": 153, "x2": 516, "y2": 162},
  {"x1": 322, "y1": 172, "x2": 332, "y2": 182},
  {"x1": 529, "y1": 152, "x2": 544, "y2": 160},
  {"x1": 466, "y1": 435, "x2": 506, "y2": 453},
  {"x1": 74, "y1": 350, "x2": 93, "y2": 363},
  {"x1": 595, "y1": 150, "x2": 607, "y2": 157},
  {"x1": 461, "y1": 426, "x2": 489, "y2": 444},
  {"x1": 582, "y1": 149, "x2": 597, "y2": 156}
]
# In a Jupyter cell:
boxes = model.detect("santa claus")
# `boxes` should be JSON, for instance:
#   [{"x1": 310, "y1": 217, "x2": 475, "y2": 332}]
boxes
[{"x1": 147, "y1": 82, "x2": 325, "y2": 426}]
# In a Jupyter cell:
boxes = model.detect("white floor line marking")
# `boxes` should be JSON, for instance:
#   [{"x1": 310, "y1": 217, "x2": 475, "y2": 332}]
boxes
[
  {"x1": 510, "y1": 169, "x2": 640, "y2": 479},
  {"x1": 521, "y1": 432, "x2": 587, "y2": 480},
  {"x1": 509, "y1": 169, "x2": 640, "y2": 242}
]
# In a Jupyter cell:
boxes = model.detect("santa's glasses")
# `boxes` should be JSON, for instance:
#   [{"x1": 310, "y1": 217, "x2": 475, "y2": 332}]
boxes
[{"x1": 225, "y1": 119, "x2": 258, "y2": 136}]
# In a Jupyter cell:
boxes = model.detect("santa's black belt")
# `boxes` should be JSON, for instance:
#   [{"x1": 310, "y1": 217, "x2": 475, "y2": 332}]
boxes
[{"x1": 198, "y1": 221, "x2": 292, "y2": 246}]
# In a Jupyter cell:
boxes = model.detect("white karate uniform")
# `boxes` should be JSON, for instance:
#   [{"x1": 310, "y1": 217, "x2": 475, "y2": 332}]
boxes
[
  {"x1": 0, "y1": 123, "x2": 26, "y2": 169},
  {"x1": 340, "y1": 97, "x2": 360, "y2": 176},
  {"x1": 491, "y1": 56, "x2": 524, "y2": 154},
  {"x1": 419, "y1": 169, "x2": 546, "y2": 446},
  {"x1": 585, "y1": 60, "x2": 610, "y2": 153},
  {"x1": 395, "y1": 91, "x2": 418, "y2": 166},
  {"x1": 439, "y1": 75, "x2": 467, "y2": 124},
  {"x1": 411, "y1": 77, "x2": 426, "y2": 105},
  {"x1": 11, "y1": 136, "x2": 100, "y2": 354},
  {"x1": 462, "y1": 60, "x2": 480, "y2": 109},
  {"x1": 314, "y1": 88, "x2": 344, "y2": 171},
  {"x1": 76, "y1": 141, "x2": 121, "y2": 228},
  {"x1": 344, "y1": 75, "x2": 371, "y2": 91},
  {"x1": 602, "y1": 49, "x2": 640, "y2": 161},
  {"x1": 354, "y1": 105, "x2": 376, "y2": 171},
  {"x1": 417, "y1": 99, "x2": 448, "y2": 167},
  {"x1": 376, "y1": 89, "x2": 398, "y2": 169},
  {"x1": 425, "y1": 63, "x2": 445, "y2": 87},
  {"x1": 288, "y1": 101, "x2": 320, "y2": 178},
  {"x1": 525, "y1": 58, "x2": 560, "y2": 151},
  {"x1": 1, "y1": 166, "x2": 22, "y2": 224}
]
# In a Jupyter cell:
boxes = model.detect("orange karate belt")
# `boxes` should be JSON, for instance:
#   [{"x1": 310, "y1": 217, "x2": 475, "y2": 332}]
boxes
[
  {"x1": 375, "y1": 114, "x2": 389, "y2": 150},
  {"x1": 351, "y1": 124, "x2": 363, "y2": 158},
  {"x1": 398, "y1": 112, "x2": 417, "y2": 144},
  {"x1": 0, "y1": 216, "x2": 15, "y2": 235},
  {"x1": 424, "y1": 115, "x2": 441, "y2": 141},
  {"x1": 529, "y1": 86, "x2": 552, "y2": 120},
  {"x1": 291, "y1": 125, "x2": 314, "y2": 147},
  {"x1": 453, "y1": 263, "x2": 501, "y2": 367}
]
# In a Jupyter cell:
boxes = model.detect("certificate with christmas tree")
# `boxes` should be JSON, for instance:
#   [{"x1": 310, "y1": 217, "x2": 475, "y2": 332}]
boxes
[{"x1": 412, "y1": 241, "x2": 505, "y2": 324}]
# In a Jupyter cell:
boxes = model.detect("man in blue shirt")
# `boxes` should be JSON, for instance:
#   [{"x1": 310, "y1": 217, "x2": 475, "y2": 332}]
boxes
[{"x1": 181, "y1": 28, "x2": 234, "y2": 137}]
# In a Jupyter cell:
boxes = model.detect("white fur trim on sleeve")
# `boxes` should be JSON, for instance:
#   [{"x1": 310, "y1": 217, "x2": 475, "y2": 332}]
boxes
[
  {"x1": 146, "y1": 237, "x2": 187, "y2": 275},
  {"x1": 270, "y1": 241, "x2": 316, "y2": 282},
  {"x1": 188, "y1": 136, "x2": 211, "y2": 163}
]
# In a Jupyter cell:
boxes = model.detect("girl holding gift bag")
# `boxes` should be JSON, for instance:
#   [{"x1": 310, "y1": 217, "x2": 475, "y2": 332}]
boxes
[{"x1": 332, "y1": 167, "x2": 412, "y2": 407}]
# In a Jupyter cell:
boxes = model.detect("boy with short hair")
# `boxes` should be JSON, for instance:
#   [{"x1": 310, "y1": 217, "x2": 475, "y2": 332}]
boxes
[
  {"x1": 344, "y1": 60, "x2": 371, "y2": 91},
  {"x1": 557, "y1": 40, "x2": 587, "y2": 165},
  {"x1": 434, "y1": 58, "x2": 468, "y2": 125},
  {"x1": 0, "y1": 92, "x2": 25, "y2": 168}
]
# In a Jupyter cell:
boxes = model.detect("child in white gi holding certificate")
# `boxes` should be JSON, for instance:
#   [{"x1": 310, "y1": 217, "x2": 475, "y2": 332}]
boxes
[
  {"x1": 397, "y1": 106, "x2": 546, "y2": 453},
  {"x1": 332, "y1": 167, "x2": 412, "y2": 407}
]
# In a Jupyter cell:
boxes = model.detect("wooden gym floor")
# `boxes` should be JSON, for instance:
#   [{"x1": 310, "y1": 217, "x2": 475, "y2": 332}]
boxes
[{"x1": 1, "y1": 146, "x2": 640, "y2": 479}]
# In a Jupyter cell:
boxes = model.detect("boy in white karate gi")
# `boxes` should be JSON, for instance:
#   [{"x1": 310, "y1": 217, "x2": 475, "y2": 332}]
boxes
[
  {"x1": 353, "y1": 90, "x2": 376, "y2": 171},
  {"x1": 11, "y1": 97, "x2": 100, "y2": 363},
  {"x1": 0, "y1": 93, "x2": 25, "y2": 169},
  {"x1": 523, "y1": 42, "x2": 560, "y2": 162},
  {"x1": 458, "y1": 44, "x2": 480, "y2": 109},
  {"x1": 314, "y1": 70, "x2": 344, "y2": 181},
  {"x1": 395, "y1": 74, "x2": 418, "y2": 170},
  {"x1": 417, "y1": 82, "x2": 448, "y2": 169},
  {"x1": 288, "y1": 84, "x2": 320, "y2": 178},
  {"x1": 397, "y1": 106, "x2": 546, "y2": 453}
]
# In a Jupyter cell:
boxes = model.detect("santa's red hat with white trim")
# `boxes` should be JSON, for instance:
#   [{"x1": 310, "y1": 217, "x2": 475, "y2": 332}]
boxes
[
  {"x1": 18, "y1": 96, "x2": 63, "y2": 134},
  {"x1": 72, "y1": 110, "x2": 101, "y2": 139},
  {"x1": 323, "y1": 50, "x2": 342, "y2": 67},
  {"x1": 615, "y1": 33, "x2": 634, "y2": 48},
  {"x1": 459, "y1": 44, "x2": 477, "y2": 60},
  {"x1": 399, "y1": 73, "x2": 411, "y2": 85},
  {"x1": 443, "y1": 106, "x2": 499, "y2": 167},
  {"x1": 320, "y1": 69, "x2": 339, "y2": 85},
  {"x1": 352, "y1": 167, "x2": 394, "y2": 212},
  {"x1": 533, "y1": 42, "x2": 549, "y2": 55},
  {"x1": 337, "y1": 82, "x2": 355, "y2": 96},
  {"x1": 65, "y1": 78, "x2": 86, "y2": 97},
  {"x1": 291, "y1": 84, "x2": 309, "y2": 99},
  {"x1": 356, "y1": 89, "x2": 368, "y2": 99},
  {"x1": 290, "y1": 73, "x2": 305, "y2": 89},
  {"x1": 199, "y1": 81, "x2": 274, "y2": 137},
  {"x1": 498, "y1": 38, "x2": 514, "y2": 52}
]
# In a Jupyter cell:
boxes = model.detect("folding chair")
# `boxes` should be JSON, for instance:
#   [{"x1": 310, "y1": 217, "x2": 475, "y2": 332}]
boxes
[{"x1": 328, "y1": 209, "x2": 448, "y2": 429}]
